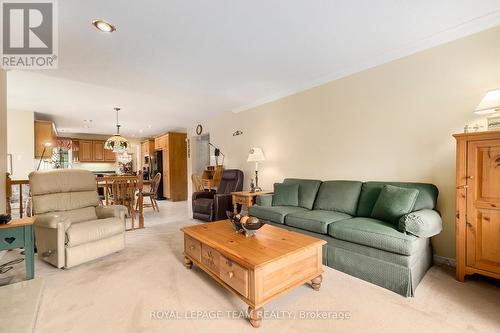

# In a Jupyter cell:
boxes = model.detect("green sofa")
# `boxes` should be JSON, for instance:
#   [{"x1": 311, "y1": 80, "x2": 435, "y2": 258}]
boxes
[{"x1": 248, "y1": 179, "x2": 442, "y2": 297}]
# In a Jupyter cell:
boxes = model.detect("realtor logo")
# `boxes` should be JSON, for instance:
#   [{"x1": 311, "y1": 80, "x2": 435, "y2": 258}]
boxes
[{"x1": 1, "y1": 0, "x2": 58, "y2": 69}]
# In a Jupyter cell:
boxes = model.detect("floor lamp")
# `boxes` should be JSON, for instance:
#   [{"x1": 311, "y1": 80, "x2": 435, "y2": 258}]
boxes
[{"x1": 36, "y1": 142, "x2": 53, "y2": 171}]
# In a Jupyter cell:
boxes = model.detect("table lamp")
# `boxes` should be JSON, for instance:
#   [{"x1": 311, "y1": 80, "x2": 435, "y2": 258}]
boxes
[
  {"x1": 247, "y1": 147, "x2": 265, "y2": 192},
  {"x1": 475, "y1": 89, "x2": 500, "y2": 115}
]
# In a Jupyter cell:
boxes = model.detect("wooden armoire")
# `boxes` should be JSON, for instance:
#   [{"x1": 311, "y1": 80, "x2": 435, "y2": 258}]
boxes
[{"x1": 454, "y1": 130, "x2": 500, "y2": 282}]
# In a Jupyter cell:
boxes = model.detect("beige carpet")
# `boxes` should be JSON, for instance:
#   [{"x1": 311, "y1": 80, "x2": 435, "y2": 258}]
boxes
[{"x1": 3, "y1": 201, "x2": 500, "y2": 333}]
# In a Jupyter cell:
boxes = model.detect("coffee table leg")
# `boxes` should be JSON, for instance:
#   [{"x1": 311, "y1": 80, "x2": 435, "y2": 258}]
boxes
[
  {"x1": 248, "y1": 306, "x2": 263, "y2": 328},
  {"x1": 311, "y1": 274, "x2": 322, "y2": 291},
  {"x1": 184, "y1": 256, "x2": 193, "y2": 269}
]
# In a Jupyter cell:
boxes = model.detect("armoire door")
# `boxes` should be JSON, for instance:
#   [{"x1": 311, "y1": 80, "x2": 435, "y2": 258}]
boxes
[{"x1": 467, "y1": 139, "x2": 500, "y2": 274}]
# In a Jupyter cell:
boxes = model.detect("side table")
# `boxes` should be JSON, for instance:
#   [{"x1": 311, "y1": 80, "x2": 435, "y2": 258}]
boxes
[
  {"x1": 0, "y1": 217, "x2": 35, "y2": 279},
  {"x1": 231, "y1": 191, "x2": 273, "y2": 214}
]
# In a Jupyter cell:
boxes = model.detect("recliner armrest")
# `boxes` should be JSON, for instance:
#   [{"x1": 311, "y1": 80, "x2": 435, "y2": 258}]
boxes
[
  {"x1": 214, "y1": 193, "x2": 232, "y2": 220},
  {"x1": 35, "y1": 214, "x2": 68, "y2": 229},
  {"x1": 96, "y1": 205, "x2": 127, "y2": 222},
  {"x1": 399, "y1": 209, "x2": 442, "y2": 238},
  {"x1": 192, "y1": 191, "x2": 215, "y2": 201},
  {"x1": 256, "y1": 194, "x2": 273, "y2": 207}
]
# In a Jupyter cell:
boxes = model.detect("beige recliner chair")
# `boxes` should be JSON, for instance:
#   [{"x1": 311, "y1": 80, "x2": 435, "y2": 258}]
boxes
[{"x1": 30, "y1": 169, "x2": 127, "y2": 268}]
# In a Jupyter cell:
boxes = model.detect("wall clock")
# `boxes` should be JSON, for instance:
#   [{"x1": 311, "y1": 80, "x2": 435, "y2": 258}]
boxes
[{"x1": 196, "y1": 124, "x2": 203, "y2": 135}]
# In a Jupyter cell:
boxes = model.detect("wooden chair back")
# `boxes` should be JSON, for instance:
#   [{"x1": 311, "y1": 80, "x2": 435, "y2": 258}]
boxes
[
  {"x1": 191, "y1": 174, "x2": 204, "y2": 192},
  {"x1": 151, "y1": 173, "x2": 162, "y2": 194}
]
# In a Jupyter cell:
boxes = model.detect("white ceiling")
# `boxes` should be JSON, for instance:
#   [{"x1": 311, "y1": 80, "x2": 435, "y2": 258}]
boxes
[{"x1": 7, "y1": 0, "x2": 500, "y2": 137}]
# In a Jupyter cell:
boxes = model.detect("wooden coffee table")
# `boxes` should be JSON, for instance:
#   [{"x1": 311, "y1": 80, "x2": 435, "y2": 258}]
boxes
[{"x1": 181, "y1": 220, "x2": 326, "y2": 327}]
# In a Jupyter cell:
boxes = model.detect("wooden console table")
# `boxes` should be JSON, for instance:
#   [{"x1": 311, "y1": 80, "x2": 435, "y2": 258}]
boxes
[
  {"x1": 0, "y1": 217, "x2": 35, "y2": 280},
  {"x1": 181, "y1": 221, "x2": 325, "y2": 327},
  {"x1": 231, "y1": 191, "x2": 273, "y2": 214}
]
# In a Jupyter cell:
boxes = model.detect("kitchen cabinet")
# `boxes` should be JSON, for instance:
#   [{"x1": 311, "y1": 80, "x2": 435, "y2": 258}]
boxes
[
  {"x1": 104, "y1": 147, "x2": 116, "y2": 161},
  {"x1": 154, "y1": 132, "x2": 187, "y2": 201},
  {"x1": 79, "y1": 140, "x2": 93, "y2": 162},
  {"x1": 34, "y1": 120, "x2": 55, "y2": 158},
  {"x1": 140, "y1": 139, "x2": 155, "y2": 169},
  {"x1": 76, "y1": 139, "x2": 115, "y2": 163},
  {"x1": 93, "y1": 141, "x2": 104, "y2": 161}
]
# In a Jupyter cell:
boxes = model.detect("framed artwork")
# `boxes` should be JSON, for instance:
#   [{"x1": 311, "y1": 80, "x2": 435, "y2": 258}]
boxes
[{"x1": 488, "y1": 116, "x2": 500, "y2": 131}]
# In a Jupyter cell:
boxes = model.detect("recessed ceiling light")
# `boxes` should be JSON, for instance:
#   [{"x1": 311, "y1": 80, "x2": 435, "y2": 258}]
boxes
[
  {"x1": 92, "y1": 19, "x2": 116, "y2": 33},
  {"x1": 147, "y1": 125, "x2": 152, "y2": 129}
]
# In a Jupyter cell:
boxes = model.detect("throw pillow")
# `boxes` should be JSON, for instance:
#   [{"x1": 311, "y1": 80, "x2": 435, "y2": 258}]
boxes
[
  {"x1": 272, "y1": 183, "x2": 299, "y2": 207},
  {"x1": 371, "y1": 185, "x2": 419, "y2": 224}
]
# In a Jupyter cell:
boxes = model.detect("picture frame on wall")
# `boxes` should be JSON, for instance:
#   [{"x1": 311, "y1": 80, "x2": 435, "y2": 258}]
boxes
[{"x1": 488, "y1": 116, "x2": 500, "y2": 131}]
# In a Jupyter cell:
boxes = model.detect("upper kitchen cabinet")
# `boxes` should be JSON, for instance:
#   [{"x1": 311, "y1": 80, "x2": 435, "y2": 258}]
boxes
[
  {"x1": 79, "y1": 140, "x2": 93, "y2": 162},
  {"x1": 76, "y1": 139, "x2": 114, "y2": 163},
  {"x1": 93, "y1": 141, "x2": 105, "y2": 161},
  {"x1": 34, "y1": 120, "x2": 56, "y2": 158}
]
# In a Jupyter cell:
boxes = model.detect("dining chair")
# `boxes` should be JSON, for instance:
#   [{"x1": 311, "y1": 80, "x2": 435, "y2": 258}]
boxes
[{"x1": 136, "y1": 173, "x2": 161, "y2": 212}]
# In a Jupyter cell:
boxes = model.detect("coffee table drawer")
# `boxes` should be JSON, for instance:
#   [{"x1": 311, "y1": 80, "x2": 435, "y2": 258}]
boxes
[
  {"x1": 184, "y1": 235, "x2": 201, "y2": 262},
  {"x1": 201, "y1": 244, "x2": 220, "y2": 274},
  {"x1": 220, "y1": 257, "x2": 248, "y2": 298}
]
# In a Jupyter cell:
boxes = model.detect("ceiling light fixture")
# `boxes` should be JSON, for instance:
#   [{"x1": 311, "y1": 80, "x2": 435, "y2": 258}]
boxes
[
  {"x1": 92, "y1": 19, "x2": 116, "y2": 33},
  {"x1": 105, "y1": 107, "x2": 129, "y2": 153}
]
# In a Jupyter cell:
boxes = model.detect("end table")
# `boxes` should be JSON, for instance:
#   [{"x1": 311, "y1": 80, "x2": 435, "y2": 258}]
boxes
[
  {"x1": 231, "y1": 191, "x2": 273, "y2": 214},
  {"x1": 0, "y1": 217, "x2": 35, "y2": 279}
]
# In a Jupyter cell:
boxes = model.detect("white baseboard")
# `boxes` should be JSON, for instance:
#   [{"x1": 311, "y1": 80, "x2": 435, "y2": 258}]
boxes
[{"x1": 433, "y1": 255, "x2": 456, "y2": 268}]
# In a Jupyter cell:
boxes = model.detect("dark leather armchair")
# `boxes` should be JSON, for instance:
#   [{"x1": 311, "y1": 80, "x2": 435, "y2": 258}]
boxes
[{"x1": 192, "y1": 169, "x2": 244, "y2": 221}]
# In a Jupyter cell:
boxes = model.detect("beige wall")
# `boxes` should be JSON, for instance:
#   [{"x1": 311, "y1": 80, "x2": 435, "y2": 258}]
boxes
[
  {"x1": 7, "y1": 110, "x2": 34, "y2": 180},
  {"x1": 188, "y1": 26, "x2": 500, "y2": 259},
  {"x1": 0, "y1": 70, "x2": 6, "y2": 214}
]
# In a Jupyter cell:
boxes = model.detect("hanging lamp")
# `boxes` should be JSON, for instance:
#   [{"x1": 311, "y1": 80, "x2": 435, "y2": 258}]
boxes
[{"x1": 105, "y1": 107, "x2": 129, "y2": 153}]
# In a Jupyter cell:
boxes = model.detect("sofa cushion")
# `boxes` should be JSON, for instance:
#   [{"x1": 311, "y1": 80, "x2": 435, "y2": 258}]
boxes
[
  {"x1": 283, "y1": 178, "x2": 322, "y2": 210},
  {"x1": 285, "y1": 210, "x2": 351, "y2": 234},
  {"x1": 313, "y1": 181, "x2": 362, "y2": 215},
  {"x1": 371, "y1": 185, "x2": 419, "y2": 224},
  {"x1": 248, "y1": 205, "x2": 308, "y2": 224},
  {"x1": 272, "y1": 183, "x2": 299, "y2": 207},
  {"x1": 328, "y1": 217, "x2": 418, "y2": 255},
  {"x1": 356, "y1": 182, "x2": 438, "y2": 217},
  {"x1": 66, "y1": 217, "x2": 125, "y2": 247}
]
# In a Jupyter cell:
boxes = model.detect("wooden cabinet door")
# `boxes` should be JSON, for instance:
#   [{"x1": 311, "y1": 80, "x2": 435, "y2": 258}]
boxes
[
  {"x1": 104, "y1": 147, "x2": 115, "y2": 161},
  {"x1": 79, "y1": 140, "x2": 93, "y2": 162},
  {"x1": 34, "y1": 121, "x2": 54, "y2": 158},
  {"x1": 93, "y1": 141, "x2": 104, "y2": 161},
  {"x1": 466, "y1": 139, "x2": 500, "y2": 274},
  {"x1": 163, "y1": 149, "x2": 170, "y2": 198}
]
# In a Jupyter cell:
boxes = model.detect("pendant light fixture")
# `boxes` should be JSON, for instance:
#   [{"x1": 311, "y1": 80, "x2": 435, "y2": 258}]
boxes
[{"x1": 105, "y1": 107, "x2": 129, "y2": 153}]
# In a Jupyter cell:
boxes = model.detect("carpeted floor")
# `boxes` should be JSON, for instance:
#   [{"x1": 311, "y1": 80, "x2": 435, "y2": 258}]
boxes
[{"x1": 2, "y1": 201, "x2": 500, "y2": 333}]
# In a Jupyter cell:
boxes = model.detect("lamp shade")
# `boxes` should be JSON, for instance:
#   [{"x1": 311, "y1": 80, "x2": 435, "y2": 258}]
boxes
[
  {"x1": 247, "y1": 147, "x2": 265, "y2": 162},
  {"x1": 475, "y1": 89, "x2": 500, "y2": 115}
]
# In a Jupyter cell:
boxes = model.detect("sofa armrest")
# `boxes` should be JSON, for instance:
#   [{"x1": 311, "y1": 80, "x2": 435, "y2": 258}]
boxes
[
  {"x1": 399, "y1": 209, "x2": 442, "y2": 238},
  {"x1": 34, "y1": 214, "x2": 68, "y2": 229},
  {"x1": 96, "y1": 205, "x2": 127, "y2": 222},
  {"x1": 256, "y1": 194, "x2": 273, "y2": 207}
]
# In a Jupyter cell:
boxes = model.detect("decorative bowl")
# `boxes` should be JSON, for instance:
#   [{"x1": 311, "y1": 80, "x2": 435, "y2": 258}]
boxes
[
  {"x1": 226, "y1": 211, "x2": 243, "y2": 232},
  {"x1": 240, "y1": 216, "x2": 265, "y2": 237}
]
